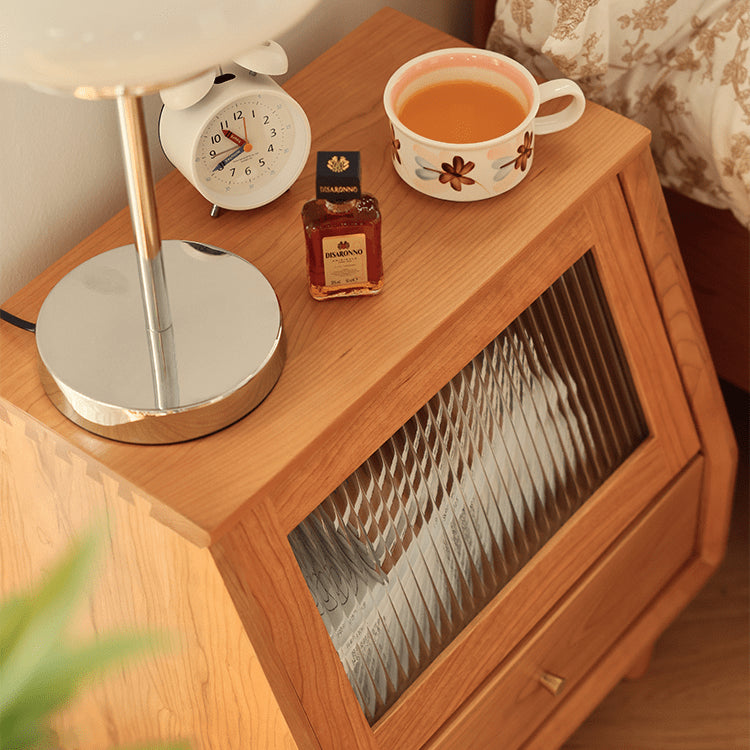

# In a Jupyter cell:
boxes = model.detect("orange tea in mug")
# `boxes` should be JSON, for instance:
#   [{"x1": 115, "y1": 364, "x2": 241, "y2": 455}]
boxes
[
  {"x1": 383, "y1": 48, "x2": 586, "y2": 201},
  {"x1": 397, "y1": 79, "x2": 527, "y2": 143}
]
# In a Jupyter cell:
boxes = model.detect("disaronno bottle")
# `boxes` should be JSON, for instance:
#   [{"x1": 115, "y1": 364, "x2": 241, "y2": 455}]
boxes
[{"x1": 302, "y1": 151, "x2": 383, "y2": 300}]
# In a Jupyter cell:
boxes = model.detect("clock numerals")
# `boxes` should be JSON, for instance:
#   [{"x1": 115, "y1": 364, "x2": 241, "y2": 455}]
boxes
[
  {"x1": 194, "y1": 89, "x2": 303, "y2": 205},
  {"x1": 160, "y1": 60, "x2": 310, "y2": 211},
  {"x1": 219, "y1": 111, "x2": 244, "y2": 130},
  {"x1": 226, "y1": 165, "x2": 253, "y2": 177},
  {"x1": 249, "y1": 111, "x2": 270, "y2": 124}
]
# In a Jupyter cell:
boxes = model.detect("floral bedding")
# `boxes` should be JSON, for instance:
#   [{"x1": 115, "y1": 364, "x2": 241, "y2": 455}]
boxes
[{"x1": 486, "y1": 0, "x2": 750, "y2": 226}]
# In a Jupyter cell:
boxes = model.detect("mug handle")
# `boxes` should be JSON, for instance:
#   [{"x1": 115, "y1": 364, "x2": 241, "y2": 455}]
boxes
[{"x1": 534, "y1": 79, "x2": 586, "y2": 135}]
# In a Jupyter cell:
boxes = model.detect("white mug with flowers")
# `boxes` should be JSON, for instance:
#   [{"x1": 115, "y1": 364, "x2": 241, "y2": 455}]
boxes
[{"x1": 384, "y1": 48, "x2": 585, "y2": 201}]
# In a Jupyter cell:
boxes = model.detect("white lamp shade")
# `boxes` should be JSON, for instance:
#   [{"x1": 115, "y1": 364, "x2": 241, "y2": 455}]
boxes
[{"x1": 0, "y1": 0, "x2": 318, "y2": 92}]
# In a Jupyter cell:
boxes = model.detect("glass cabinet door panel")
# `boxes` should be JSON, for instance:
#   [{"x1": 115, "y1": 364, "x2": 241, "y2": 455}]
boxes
[{"x1": 288, "y1": 251, "x2": 647, "y2": 724}]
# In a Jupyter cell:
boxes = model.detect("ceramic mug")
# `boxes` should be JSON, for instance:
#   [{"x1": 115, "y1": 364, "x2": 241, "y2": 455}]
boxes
[{"x1": 383, "y1": 48, "x2": 586, "y2": 201}]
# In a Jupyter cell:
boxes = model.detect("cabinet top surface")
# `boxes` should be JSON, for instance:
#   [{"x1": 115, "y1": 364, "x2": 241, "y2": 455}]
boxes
[{"x1": 0, "y1": 8, "x2": 649, "y2": 547}]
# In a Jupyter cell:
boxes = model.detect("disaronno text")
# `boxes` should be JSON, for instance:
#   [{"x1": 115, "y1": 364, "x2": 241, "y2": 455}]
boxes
[
  {"x1": 325, "y1": 248, "x2": 364, "y2": 258},
  {"x1": 319, "y1": 185, "x2": 359, "y2": 194}
]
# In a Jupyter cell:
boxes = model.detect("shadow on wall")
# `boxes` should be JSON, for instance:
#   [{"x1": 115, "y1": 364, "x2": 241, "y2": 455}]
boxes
[{"x1": 0, "y1": 0, "x2": 471, "y2": 305}]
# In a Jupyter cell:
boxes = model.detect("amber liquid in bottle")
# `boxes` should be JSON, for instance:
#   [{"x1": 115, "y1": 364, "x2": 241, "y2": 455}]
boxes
[
  {"x1": 301, "y1": 151, "x2": 383, "y2": 300},
  {"x1": 302, "y1": 195, "x2": 383, "y2": 300}
]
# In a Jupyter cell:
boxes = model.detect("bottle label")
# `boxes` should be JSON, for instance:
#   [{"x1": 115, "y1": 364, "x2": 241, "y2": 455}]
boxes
[{"x1": 322, "y1": 233, "x2": 368, "y2": 287}]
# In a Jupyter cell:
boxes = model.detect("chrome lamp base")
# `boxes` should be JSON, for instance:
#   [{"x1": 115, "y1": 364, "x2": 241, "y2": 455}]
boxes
[
  {"x1": 36, "y1": 240, "x2": 285, "y2": 443},
  {"x1": 33, "y1": 91, "x2": 286, "y2": 444}
]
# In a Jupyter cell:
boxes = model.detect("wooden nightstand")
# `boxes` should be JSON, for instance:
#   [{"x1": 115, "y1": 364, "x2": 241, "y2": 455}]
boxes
[{"x1": 0, "y1": 9, "x2": 736, "y2": 749}]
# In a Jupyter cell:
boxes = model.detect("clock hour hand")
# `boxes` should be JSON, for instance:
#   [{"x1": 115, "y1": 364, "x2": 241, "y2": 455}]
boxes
[{"x1": 222, "y1": 128, "x2": 247, "y2": 147}]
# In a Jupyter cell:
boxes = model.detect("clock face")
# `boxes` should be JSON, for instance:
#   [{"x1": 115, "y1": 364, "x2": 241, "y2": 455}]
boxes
[{"x1": 193, "y1": 90, "x2": 305, "y2": 208}]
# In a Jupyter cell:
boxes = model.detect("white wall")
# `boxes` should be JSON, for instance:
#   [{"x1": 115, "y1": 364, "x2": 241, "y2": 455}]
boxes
[{"x1": 0, "y1": 2, "x2": 471, "y2": 304}]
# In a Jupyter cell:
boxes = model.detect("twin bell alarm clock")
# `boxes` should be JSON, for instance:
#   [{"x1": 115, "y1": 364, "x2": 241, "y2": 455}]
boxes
[{"x1": 159, "y1": 41, "x2": 311, "y2": 211}]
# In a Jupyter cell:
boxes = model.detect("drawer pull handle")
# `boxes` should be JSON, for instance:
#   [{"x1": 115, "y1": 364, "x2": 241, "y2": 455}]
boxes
[{"x1": 539, "y1": 671, "x2": 566, "y2": 696}]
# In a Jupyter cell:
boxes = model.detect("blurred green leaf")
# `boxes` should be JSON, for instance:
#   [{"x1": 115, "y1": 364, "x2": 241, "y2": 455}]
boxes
[
  {"x1": 0, "y1": 532, "x2": 99, "y2": 707},
  {"x1": 2, "y1": 633, "x2": 156, "y2": 745},
  {"x1": 0, "y1": 529, "x2": 187, "y2": 750},
  {"x1": 0, "y1": 595, "x2": 29, "y2": 667}
]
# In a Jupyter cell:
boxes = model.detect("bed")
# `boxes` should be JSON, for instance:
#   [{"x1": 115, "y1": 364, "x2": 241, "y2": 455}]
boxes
[{"x1": 473, "y1": 0, "x2": 749, "y2": 391}]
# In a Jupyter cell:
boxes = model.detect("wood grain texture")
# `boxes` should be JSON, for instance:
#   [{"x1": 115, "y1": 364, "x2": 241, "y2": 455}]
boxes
[
  {"x1": 526, "y1": 553, "x2": 717, "y2": 750},
  {"x1": 619, "y1": 150, "x2": 738, "y2": 566},
  {"x1": 582, "y1": 176, "x2": 699, "y2": 471},
  {"x1": 0, "y1": 9, "x2": 652, "y2": 547},
  {"x1": 0, "y1": 10, "x2": 738, "y2": 750},
  {"x1": 532, "y1": 399, "x2": 745, "y2": 749},
  {"x1": 471, "y1": 0, "x2": 749, "y2": 393},
  {"x1": 212, "y1": 503, "x2": 373, "y2": 750},
  {"x1": 565, "y1": 387, "x2": 749, "y2": 750},
  {"x1": 0, "y1": 402, "x2": 296, "y2": 750},
  {"x1": 428, "y1": 458, "x2": 703, "y2": 750},
  {"x1": 372, "y1": 181, "x2": 700, "y2": 750},
  {"x1": 663, "y1": 190, "x2": 749, "y2": 393}
]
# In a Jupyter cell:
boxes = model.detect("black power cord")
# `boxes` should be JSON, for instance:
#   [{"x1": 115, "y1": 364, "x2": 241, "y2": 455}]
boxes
[{"x1": 0, "y1": 308, "x2": 36, "y2": 333}]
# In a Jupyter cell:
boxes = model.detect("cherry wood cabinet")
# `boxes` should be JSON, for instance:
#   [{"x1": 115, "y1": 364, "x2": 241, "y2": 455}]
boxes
[{"x1": 0, "y1": 10, "x2": 736, "y2": 750}]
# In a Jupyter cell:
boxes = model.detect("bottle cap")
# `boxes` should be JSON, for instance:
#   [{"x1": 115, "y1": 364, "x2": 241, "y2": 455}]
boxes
[{"x1": 315, "y1": 151, "x2": 362, "y2": 202}]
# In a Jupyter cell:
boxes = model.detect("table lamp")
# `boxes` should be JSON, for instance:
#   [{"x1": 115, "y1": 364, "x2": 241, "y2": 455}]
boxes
[{"x1": 0, "y1": 0, "x2": 318, "y2": 443}]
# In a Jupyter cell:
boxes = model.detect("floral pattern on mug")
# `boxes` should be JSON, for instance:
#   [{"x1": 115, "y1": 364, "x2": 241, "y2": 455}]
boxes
[
  {"x1": 414, "y1": 151, "x2": 489, "y2": 193},
  {"x1": 514, "y1": 133, "x2": 534, "y2": 171},
  {"x1": 489, "y1": 132, "x2": 534, "y2": 184},
  {"x1": 440, "y1": 156, "x2": 476, "y2": 191},
  {"x1": 390, "y1": 123, "x2": 402, "y2": 165},
  {"x1": 414, "y1": 155, "x2": 474, "y2": 191}
]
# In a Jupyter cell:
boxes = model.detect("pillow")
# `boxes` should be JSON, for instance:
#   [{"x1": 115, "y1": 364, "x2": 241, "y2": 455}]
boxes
[{"x1": 486, "y1": 0, "x2": 750, "y2": 227}]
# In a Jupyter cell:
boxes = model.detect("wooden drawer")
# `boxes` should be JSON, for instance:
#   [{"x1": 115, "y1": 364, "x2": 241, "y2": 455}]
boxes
[{"x1": 426, "y1": 457, "x2": 703, "y2": 750}]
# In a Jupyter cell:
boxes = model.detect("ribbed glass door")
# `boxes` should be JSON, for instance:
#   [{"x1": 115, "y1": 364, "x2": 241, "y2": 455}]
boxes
[{"x1": 288, "y1": 252, "x2": 647, "y2": 724}]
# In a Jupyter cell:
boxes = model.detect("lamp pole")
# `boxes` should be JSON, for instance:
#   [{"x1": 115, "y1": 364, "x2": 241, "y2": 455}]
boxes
[{"x1": 116, "y1": 93, "x2": 179, "y2": 409}]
